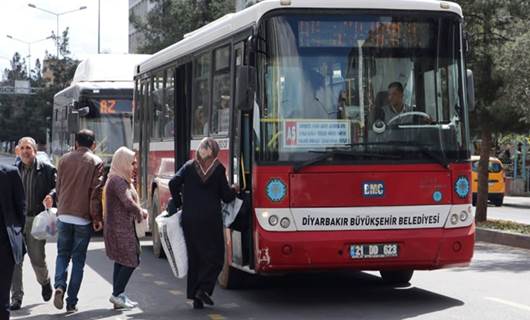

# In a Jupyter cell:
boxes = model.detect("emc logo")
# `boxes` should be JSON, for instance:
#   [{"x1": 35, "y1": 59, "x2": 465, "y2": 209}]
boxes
[{"x1": 362, "y1": 181, "x2": 385, "y2": 197}]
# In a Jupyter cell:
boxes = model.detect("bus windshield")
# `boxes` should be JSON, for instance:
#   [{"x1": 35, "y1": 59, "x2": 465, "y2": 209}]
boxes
[
  {"x1": 80, "y1": 114, "x2": 132, "y2": 159},
  {"x1": 256, "y1": 13, "x2": 470, "y2": 164}
]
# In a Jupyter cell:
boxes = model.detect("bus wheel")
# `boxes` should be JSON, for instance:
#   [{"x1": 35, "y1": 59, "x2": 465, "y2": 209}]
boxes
[
  {"x1": 151, "y1": 190, "x2": 165, "y2": 258},
  {"x1": 379, "y1": 270, "x2": 414, "y2": 285}
]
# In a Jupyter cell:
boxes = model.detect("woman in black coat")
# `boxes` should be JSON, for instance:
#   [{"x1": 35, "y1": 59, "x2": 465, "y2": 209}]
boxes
[{"x1": 169, "y1": 137, "x2": 237, "y2": 309}]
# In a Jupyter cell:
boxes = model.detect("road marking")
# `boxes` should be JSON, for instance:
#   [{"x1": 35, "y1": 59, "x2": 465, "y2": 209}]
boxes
[
  {"x1": 142, "y1": 273, "x2": 154, "y2": 277},
  {"x1": 154, "y1": 280, "x2": 167, "y2": 286},
  {"x1": 485, "y1": 297, "x2": 530, "y2": 312},
  {"x1": 169, "y1": 290, "x2": 183, "y2": 296},
  {"x1": 209, "y1": 314, "x2": 226, "y2": 320}
]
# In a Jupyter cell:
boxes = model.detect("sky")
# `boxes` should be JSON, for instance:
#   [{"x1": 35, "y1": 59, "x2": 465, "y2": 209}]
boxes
[{"x1": 0, "y1": 0, "x2": 129, "y2": 79}]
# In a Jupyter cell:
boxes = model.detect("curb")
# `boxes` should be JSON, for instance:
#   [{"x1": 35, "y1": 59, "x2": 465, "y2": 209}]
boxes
[
  {"x1": 476, "y1": 227, "x2": 530, "y2": 250},
  {"x1": 503, "y1": 203, "x2": 530, "y2": 209}
]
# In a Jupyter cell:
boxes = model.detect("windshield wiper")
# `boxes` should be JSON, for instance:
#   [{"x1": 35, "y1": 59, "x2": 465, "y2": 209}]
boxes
[
  {"x1": 293, "y1": 148, "x2": 400, "y2": 173},
  {"x1": 346, "y1": 142, "x2": 449, "y2": 169}
]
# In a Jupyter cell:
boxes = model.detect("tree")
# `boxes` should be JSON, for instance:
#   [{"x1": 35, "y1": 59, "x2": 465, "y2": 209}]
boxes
[
  {"x1": 458, "y1": 0, "x2": 530, "y2": 221},
  {"x1": 131, "y1": 0, "x2": 235, "y2": 54},
  {"x1": 0, "y1": 28, "x2": 78, "y2": 146}
]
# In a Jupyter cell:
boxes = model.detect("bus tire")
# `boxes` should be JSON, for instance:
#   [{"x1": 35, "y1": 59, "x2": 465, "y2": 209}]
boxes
[
  {"x1": 493, "y1": 196, "x2": 503, "y2": 207},
  {"x1": 380, "y1": 269, "x2": 414, "y2": 285},
  {"x1": 151, "y1": 190, "x2": 165, "y2": 259}
]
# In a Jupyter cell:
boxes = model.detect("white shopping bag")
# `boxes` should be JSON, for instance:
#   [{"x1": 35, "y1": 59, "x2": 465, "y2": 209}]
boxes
[
  {"x1": 156, "y1": 210, "x2": 187, "y2": 278},
  {"x1": 31, "y1": 208, "x2": 58, "y2": 240},
  {"x1": 135, "y1": 215, "x2": 148, "y2": 239},
  {"x1": 222, "y1": 198, "x2": 243, "y2": 228}
]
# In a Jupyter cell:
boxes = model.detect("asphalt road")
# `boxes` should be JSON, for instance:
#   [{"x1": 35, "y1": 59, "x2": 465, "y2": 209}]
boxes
[{"x1": 10, "y1": 239, "x2": 530, "y2": 320}]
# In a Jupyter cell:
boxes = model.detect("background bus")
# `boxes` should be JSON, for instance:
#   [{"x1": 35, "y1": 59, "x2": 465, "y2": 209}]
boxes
[
  {"x1": 52, "y1": 54, "x2": 150, "y2": 164},
  {"x1": 134, "y1": 0, "x2": 475, "y2": 287}
]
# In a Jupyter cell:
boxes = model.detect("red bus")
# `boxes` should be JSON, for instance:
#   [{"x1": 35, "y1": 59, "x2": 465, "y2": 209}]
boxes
[{"x1": 133, "y1": 0, "x2": 475, "y2": 287}]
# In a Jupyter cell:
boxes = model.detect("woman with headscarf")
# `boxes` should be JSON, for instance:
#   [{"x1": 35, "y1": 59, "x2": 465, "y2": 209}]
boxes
[
  {"x1": 169, "y1": 137, "x2": 238, "y2": 309},
  {"x1": 103, "y1": 147, "x2": 147, "y2": 309}
]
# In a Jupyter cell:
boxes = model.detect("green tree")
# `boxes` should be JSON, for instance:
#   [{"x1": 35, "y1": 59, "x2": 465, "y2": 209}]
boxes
[
  {"x1": 0, "y1": 28, "x2": 78, "y2": 146},
  {"x1": 131, "y1": 0, "x2": 235, "y2": 54},
  {"x1": 458, "y1": 0, "x2": 530, "y2": 221}
]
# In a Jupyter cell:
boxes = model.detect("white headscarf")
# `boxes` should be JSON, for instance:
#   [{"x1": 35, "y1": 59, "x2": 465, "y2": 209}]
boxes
[{"x1": 108, "y1": 146, "x2": 135, "y2": 183}]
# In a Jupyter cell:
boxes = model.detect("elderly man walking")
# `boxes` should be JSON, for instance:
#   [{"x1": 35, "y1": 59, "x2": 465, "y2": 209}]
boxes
[
  {"x1": 10, "y1": 137, "x2": 56, "y2": 311},
  {"x1": 52, "y1": 129, "x2": 104, "y2": 314}
]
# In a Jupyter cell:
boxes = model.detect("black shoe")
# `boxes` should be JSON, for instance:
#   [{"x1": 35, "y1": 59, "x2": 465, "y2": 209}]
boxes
[
  {"x1": 9, "y1": 300, "x2": 22, "y2": 311},
  {"x1": 193, "y1": 299, "x2": 204, "y2": 309},
  {"x1": 66, "y1": 304, "x2": 78, "y2": 314},
  {"x1": 195, "y1": 290, "x2": 214, "y2": 306},
  {"x1": 42, "y1": 281, "x2": 53, "y2": 301}
]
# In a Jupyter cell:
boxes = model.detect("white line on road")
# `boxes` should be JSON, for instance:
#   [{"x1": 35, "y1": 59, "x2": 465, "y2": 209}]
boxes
[{"x1": 485, "y1": 297, "x2": 530, "y2": 312}]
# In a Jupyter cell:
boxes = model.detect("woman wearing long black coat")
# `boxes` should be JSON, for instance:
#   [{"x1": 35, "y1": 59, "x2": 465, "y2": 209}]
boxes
[{"x1": 169, "y1": 137, "x2": 237, "y2": 309}]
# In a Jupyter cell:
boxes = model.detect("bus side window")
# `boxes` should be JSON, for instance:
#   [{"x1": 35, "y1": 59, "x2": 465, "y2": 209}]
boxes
[
  {"x1": 211, "y1": 45, "x2": 231, "y2": 136},
  {"x1": 192, "y1": 52, "x2": 211, "y2": 137},
  {"x1": 151, "y1": 71, "x2": 166, "y2": 140},
  {"x1": 162, "y1": 68, "x2": 175, "y2": 139}
]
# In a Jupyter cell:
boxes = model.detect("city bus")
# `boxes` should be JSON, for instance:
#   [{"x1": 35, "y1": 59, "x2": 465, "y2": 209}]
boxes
[
  {"x1": 52, "y1": 54, "x2": 150, "y2": 164},
  {"x1": 133, "y1": 0, "x2": 475, "y2": 287}
]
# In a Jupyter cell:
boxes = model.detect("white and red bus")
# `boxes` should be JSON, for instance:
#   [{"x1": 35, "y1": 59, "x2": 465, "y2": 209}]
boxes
[{"x1": 133, "y1": 0, "x2": 475, "y2": 287}]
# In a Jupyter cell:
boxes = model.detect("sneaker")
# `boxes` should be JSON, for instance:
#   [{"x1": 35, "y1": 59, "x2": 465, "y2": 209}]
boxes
[
  {"x1": 192, "y1": 298, "x2": 204, "y2": 309},
  {"x1": 53, "y1": 288, "x2": 64, "y2": 310},
  {"x1": 109, "y1": 294, "x2": 133, "y2": 309},
  {"x1": 194, "y1": 290, "x2": 214, "y2": 306},
  {"x1": 9, "y1": 300, "x2": 22, "y2": 311},
  {"x1": 66, "y1": 304, "x2": 77, "y2": 314},
  {"x1": 42, "y1": 281, "x2": 53, "y2": 302},
  {"x1": 120, "y1": 293, "x2": 138, "y2": 307}
]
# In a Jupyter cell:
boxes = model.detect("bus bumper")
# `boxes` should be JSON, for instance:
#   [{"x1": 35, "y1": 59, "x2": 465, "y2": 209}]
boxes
[{"x1": 254, "y1": 224, "x2": 475, "y2": 273}]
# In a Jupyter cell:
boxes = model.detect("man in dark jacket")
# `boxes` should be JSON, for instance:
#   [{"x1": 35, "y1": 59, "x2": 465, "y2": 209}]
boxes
[
  {"x1": 10, "y1": 137, "x2": 56, "y2": 311},
  {"x1": 0, "y1": 163, "x2": 26, "y2": 320}
]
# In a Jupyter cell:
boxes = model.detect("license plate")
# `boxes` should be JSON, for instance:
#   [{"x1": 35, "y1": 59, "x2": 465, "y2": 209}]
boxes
[{"x1": 350, "y1": 243, "x2": 399, "y2": 259}]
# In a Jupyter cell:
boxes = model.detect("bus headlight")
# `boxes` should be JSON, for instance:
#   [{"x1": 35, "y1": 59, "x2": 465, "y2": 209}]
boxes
[
  {"x1": 280, "y1": 217, "x2": 291, "y2": 229},
  {"x1": 459, "y1": 210, "x2": 469, "y2": 222},
  {"x1": 450, "y1": 213, "x2": 459, "y2": 225},
  {"x1": 268, "y1": 215, "x2": 279, "y2": 226}
]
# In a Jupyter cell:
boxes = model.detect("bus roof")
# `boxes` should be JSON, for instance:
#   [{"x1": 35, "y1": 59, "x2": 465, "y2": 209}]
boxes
[
  {"x1": 74, "y1": 54, "x2": 151, "y2": 83},
  {"x1": 135, "y1": 0, "x2": 462, "y2": 76}
]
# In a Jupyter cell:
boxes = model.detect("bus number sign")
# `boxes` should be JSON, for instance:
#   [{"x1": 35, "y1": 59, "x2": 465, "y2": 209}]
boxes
[{"x1": 99, "y1": 99, "x2": 117, "y2": 114}]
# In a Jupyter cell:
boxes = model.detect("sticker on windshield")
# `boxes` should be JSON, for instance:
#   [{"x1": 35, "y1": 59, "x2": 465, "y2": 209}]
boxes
[{"x1": 283, "y1": 120, "x2": 351, "y2": 149}]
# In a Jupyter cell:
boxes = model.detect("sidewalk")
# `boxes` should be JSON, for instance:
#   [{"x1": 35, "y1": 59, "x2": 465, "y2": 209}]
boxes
[{"x1": 503, "y1": 196, "x2": 530, "y2": 209}]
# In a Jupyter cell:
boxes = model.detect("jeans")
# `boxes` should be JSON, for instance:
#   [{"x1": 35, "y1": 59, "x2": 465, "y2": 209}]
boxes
[
  {"x1": 112, "y1": 263, "x2": 136, "y2": 297},
  {"x1": 54, "y1": 220, "x2": 92, "y2": 307},
  {"x1": 11, "y1": 216, "x2": 50, "y2": 302}
]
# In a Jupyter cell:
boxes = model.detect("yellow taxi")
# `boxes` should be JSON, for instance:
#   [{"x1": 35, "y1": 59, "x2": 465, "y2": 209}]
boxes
[{"x1": 471, "y1": 155, "x2": 505, "y2": 206}]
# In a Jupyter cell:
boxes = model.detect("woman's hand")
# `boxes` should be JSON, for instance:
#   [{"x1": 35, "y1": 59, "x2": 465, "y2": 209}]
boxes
[{"x1": 232, "y1": 183, "x2": 240, "y2": 193}]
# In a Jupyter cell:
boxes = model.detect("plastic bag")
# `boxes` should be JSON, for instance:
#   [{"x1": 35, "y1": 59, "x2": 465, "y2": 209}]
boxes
[
  {"x1": 221, "y1": 197, "x2": 243, "y2": 227},
  {"x1": 156, "y1": 210, "x2": 187, "y2": 278},
  {"x1": 135, "y1": 215, "x2": 148, "y2": 239},
  {"x1": 31, "y1": 208, "x2": 57, "y2": 240}
]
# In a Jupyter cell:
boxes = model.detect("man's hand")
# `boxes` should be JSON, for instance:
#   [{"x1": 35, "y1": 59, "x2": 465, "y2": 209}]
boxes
[
  {"x1": 232, "y1": 184, "x2": 240, "y2": 193},
  {"x1": 93, "y1": 221, "x2": 103, "y2": 232},
  {"x1": 43, "y1": 195, "x2": 53, "y2": 209}
]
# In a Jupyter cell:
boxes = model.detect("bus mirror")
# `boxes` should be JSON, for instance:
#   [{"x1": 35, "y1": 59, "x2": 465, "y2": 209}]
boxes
[
  {"x1": 466, "y1": 69, "x2": 475, "y2": 112},
  {"x1": 236, "y1": 65, "x2": 256, "y2": 112},
  {"x1": 67, "y1": 111, "x2": 80, "y2": 133},
  {"x1": 78, "y1": 106, "x2": 90, "y2": 117}
]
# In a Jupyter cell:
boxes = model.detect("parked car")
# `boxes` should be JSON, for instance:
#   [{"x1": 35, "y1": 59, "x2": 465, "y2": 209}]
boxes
[{"x1": 471, "y1": 155, "x2": 505, "y2": 206}]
